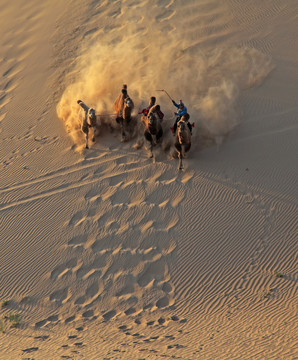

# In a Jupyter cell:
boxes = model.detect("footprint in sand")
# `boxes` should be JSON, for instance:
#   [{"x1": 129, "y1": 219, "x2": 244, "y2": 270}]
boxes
[
  {"x1": 103, "y1": 22, "x2": 123, "y2": 34},
  {"x1": 75, "y1": 255, "x2": 107, "y2": 280},
  {"x1": 103, "y1": 309, "x2": 117, "y2": 321},
  {"x1": 50, "y1": 258, "x2": 77, "y2": 280},
  {"x1": 49, "y1": 287, "x2": 71, "y2": 304},
  {"x1": 22, "y1": 347, "x2": 39, "y2": 353},
  {"x1": 68, "y1": 234, "x2": 88, "y2": 248},
  {"x1": 181, "y1": 170, "x2": 194, "y2": 184},
  {"x1": 3, "y1": 77, "x2": 18, "y2": 92},
  {"x1": 0, "y1": 93, "x2": 12, "y2": 109},
  {"x1": 35, "y1": 314, "x2": 59, "y2": 328},
  {"x1": 161, "y1": 281, "x2": 173, "y2": 293},
  {"x1": 83, "y1": 27, "x2": 99, "y2": 39},
  {"x1": 74, "y1": 281, "x2": 104, "y2": 307},
  {"x1": 68, "y1": 211, "x2": 87, "y2": 227},
  {"x1": 137, "y1": 258, "x2": 169, "y2": 287},
  {"x1": 156, "y1": 296, "x2": 174, "y2": 309},
  {"x1": 65, "y1": 315, "x2": 76, "y2": 324},
  {"x1": 156, "y1": 0, "x2": 175, "y2": 7},
  {"x1": 107, "y1": 7, "x2": 122, "y2": 19},
  {"x1": 155, "y1": 8, "x2": 176, "y2": 22},
  {"x1": 82, "y1": 309, "x2": 95, "y2": 319},
  {"x1": 34, "y1": 335, "x2": 50, "y2": 341},
  {"x1": 124, "y1": 307, "x2": 137, "y2": 315},
  {"x1": 84, "y1": 189, "x2": 102, "y2": 203}
]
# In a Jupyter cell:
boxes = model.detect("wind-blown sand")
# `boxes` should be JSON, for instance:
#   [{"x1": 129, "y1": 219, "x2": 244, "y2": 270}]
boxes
[{"x1": 0, "y1": 0, "x2": 297, "y2": 359}]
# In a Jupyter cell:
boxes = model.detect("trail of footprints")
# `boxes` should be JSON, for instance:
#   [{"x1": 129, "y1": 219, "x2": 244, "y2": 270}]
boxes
[
  {"x1": 30, "y1": 160, "x2": 192, "y2": 358},
  {"x1": 18, "y1": 0, "x2": 186, "y2": 343},
  {"x1": 25, "y1": 315, "x2": 189, "y2": 358},
  {"x1": 35, "y1": 159, "x2": 193, "y2": 334}
]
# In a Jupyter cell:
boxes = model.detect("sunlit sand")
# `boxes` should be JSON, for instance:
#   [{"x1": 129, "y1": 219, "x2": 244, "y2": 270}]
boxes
[{"x1": 0, "y1": 0, "x2": 297, "y2": 358}]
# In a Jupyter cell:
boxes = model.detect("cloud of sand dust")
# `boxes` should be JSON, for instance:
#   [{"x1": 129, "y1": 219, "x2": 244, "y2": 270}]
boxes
[{"x1": 57, "y1": 26, "x2": 274, "y2": 148}]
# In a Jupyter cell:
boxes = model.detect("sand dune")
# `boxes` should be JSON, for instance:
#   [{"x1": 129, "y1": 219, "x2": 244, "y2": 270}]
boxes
[{"x1": 0, "y1": 0, "x2": 297, "y2": 359}]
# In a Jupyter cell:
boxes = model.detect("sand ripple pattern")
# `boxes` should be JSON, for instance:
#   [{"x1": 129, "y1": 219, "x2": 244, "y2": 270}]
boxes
[
  {"x1": 0, "y1": 0, "x2": 297, "y2": 358},
  {"x1": 0, "y1": 146, "x2": 192, "y2": 327}
]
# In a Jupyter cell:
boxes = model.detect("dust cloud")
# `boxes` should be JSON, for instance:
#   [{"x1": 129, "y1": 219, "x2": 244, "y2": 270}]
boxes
[{"x1": 57, "y1": 26, "x2": 274, "y2": 147}]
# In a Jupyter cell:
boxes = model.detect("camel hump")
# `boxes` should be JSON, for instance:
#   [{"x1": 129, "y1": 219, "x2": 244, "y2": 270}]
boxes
[{"x1": 148, "y1": 104, "x2": 158, "y2": 113}]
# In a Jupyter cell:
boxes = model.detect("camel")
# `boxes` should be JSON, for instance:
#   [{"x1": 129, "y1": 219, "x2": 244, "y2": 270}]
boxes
[
  {"x1": 174, "y1": 113, "x2": 191, "y2": 170},
  {"x1": 114, "y1": 89, "x2": 135, "y2": 141},
  {"x1": 142, "y1": 107, "x2": 163, "y2": 158},
  {"x1": 77, "y1": 100, "x2": 97, "y2": 149}
]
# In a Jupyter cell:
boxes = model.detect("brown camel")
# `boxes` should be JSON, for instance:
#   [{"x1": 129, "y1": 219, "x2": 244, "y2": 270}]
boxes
[
  {"x1": 174, "y1": 113, "x2": 191, "y2": 169},
  {"x1": 142, "y1": 108, "x2": 163, "y2": 158},
  {"x1": 114, "y1": 89, "x2": 135, "y2": 140}
]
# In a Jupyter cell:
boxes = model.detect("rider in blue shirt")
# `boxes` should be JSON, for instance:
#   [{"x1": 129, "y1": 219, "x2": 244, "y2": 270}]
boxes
[{"x1": 172, "y1": 100, "x2": 192, "y2": 135}]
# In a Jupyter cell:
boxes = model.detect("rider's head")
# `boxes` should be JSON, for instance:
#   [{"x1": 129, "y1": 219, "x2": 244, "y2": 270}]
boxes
[
  {"x1": 150, "y1": 96, "x2": 156, "y2": 105},
  {"x1": 179, "y1": 100, "x2": 184, "y2": 109}
]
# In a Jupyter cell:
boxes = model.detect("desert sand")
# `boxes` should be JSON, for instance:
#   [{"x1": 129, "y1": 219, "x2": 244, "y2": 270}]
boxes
[{"x1": 0, "y1": 0, "x2": 297, "y2": 359}]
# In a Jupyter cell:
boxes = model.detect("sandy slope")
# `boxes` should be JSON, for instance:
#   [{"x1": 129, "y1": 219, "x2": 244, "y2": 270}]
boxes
[{"x1": 0, "y1": 0, "x2": 297, "y2": 359}]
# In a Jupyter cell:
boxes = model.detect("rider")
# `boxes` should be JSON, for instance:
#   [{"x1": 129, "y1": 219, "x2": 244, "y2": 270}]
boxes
[
  {"x1": 138, "y1": 96, "x2": 156, "y2": 116},
  {"x1": 172, "y1": 99, "x2": 192, "y2": 135},
  {"x1": 114, "y1": 85, "x2": 129, "y2": 123}
]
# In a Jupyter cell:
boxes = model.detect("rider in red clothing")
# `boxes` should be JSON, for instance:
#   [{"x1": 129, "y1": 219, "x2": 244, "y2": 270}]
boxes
[{"x1": 138, "y1": 96, "x2": 156, "y2": 116}]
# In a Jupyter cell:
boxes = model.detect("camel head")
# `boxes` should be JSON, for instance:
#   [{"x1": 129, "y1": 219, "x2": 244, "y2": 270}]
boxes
[
  {"x1": 148, "y1": 112, "x2": 156, "y2": 126},
  {"x1": 177, "y1": 116, "x2": 191, "y2": 147},
  {"x1": 178, "y1": 113, "x2": 190, "y2": 134},
  {"x1": 124, "y1": 97, "x2": 133, "y2": 108},
  {"x1": 178, "y1": 119, "x2": 186, "y2": 132},
  {"x1": 88, "y1": 108, "x2": 96, "y2": 120}
]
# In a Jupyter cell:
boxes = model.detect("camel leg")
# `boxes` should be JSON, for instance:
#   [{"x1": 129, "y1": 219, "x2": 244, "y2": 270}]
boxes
[
  {"x1": 174, "y1": 142, "x2": 181, "y2": 159},
  {"x1": 150, "y1": 141, "x2": 154, "y2": 158},
  {"x1": 152, "y1": 136, "x2": 156, "y2": 147},
  {"x1": 92, "y1": 126, "x2": 96, "y2": 142},
  {"x1": 85, "y1": 132, "x2": 89, "y2": 149},
  {"x1": 144, "y1": 131, "x2": 154, "y2": 158},
  {"x1": 156, "y1": 128, "x2": 163, "y2": 143},
  {"x1": 120, "y1": 119, "x2": 126, "y2": 141},
  {"x1": 179, "y1": 152, "x2": 183, "y2": 170},
  {"x1": 179, "y1": 145, "x2": 185, "y2": 170}
]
